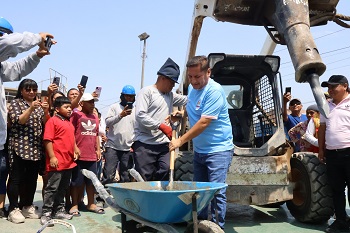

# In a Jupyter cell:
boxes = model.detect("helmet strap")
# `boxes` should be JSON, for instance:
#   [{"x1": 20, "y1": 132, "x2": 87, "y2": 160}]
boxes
[{"x1": 0, "y1": 26, "x2": 13, "y2": 34}]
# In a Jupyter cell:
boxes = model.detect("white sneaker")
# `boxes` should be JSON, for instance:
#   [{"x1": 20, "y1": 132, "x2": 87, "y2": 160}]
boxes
[
  {"x1": 8, "y1": 208, "x2": 25, "y2": 224},
  {"x1": 22, "y1": 205, "x2": 42, "y2": 219}
]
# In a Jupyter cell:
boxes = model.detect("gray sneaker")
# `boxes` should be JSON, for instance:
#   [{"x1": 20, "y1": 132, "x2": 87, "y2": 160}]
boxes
[
  {"x1": 22, "y1": 205, "x2": 42, "y2": 219},
  {"x1": 8, "y1": 208, "x2": 25, "y2": 224},
  {"x1": 40, "y1": 212, "x2": 54, "y2": 227},
  {"x1": 52, "y1": 210, "x2": 73, "y2": 220}
]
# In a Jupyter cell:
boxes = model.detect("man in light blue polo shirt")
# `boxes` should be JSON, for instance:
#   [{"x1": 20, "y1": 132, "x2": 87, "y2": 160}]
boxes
[{"x1": 169, "y1": 55, "x2": 233, "y2": 229}]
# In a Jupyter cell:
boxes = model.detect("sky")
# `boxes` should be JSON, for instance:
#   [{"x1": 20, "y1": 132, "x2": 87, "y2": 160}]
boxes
[{"x1": 2, "y1": 0, "x2": 350, "y2": 116}]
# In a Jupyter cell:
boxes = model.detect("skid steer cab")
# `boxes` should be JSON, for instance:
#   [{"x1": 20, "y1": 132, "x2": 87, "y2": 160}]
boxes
[{"x1": 175, "y1": 53, "x2": 334, "y2": 223}]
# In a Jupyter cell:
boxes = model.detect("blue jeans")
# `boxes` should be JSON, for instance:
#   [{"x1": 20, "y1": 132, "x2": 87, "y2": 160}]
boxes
[{"x1": 194, "y1": 149, "x2": 233, "y2": 229}]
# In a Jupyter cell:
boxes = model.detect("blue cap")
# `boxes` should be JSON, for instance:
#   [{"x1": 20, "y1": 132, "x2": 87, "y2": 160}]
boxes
[{"x1": 157, "y1": 58, "x2": 180, "y2": 83}]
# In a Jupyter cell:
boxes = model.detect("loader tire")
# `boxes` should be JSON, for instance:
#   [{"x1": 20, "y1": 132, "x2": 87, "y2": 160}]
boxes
[
  {"x1": 174, "y1": 151, "x2": 194, "y2": 181},
  {"x1": 185, "y1": 220, "x2": 224, "y2": 233},
  {"x1": 286, "y1": 153, "x2": 333, "y2": 223}
]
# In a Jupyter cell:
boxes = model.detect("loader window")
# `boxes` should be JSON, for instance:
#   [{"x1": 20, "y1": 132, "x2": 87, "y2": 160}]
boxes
[{"x1": 223, "y1": 85, "x2": 244, "y2": 109}]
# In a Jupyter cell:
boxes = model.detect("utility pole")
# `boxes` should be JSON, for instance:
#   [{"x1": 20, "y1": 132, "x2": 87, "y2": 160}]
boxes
[{"x1": 138, "y1": 32, "x2": 150, "y2": 89}]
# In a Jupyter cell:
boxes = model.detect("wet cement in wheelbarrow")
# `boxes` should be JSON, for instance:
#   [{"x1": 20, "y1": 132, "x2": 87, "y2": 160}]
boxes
[{"x1": 112, "y1": 181, "x2": 211, "y2": 191}]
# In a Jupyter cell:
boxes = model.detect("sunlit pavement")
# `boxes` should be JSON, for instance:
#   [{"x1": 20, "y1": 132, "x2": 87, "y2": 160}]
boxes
[{"x1": 1, "y1": 180, "x2": 344, "y2": 233}]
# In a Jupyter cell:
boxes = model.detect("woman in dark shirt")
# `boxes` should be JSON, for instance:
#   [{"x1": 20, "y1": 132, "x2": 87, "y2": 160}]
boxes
[{"x1": 7, "y1": 79, "x2": 49, "y2": 223}]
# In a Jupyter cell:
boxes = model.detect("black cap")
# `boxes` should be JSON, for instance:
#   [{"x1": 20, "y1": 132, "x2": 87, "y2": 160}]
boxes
[
  {"x1": 289, "y1": 98, "x2": 301, "y2": 106},
  {"x1": 321, "y1": 75, "x2": 348, "y2": 87},
  {"x1": 157, "y1": 58, "x2": 180, "y2": 83}
]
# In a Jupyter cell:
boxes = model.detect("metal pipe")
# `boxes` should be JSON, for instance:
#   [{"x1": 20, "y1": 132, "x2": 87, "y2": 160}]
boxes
[
  {"x1": 306, "y1": 73, "x2": 330, "y2": 118},
  {"x1": 140, "y1": 39, "x2": 147, "y2": 89}
]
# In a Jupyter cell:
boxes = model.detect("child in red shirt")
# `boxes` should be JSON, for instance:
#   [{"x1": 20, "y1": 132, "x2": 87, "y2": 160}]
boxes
[
  {"x1": 41, "y1": 96, "x2": 78, "y2": 225},
  {"x1": 69, "y1": 93, "x2": 103, "y2": 216}
]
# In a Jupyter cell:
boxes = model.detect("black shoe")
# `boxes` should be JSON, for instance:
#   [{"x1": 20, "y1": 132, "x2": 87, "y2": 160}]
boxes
[
  {"x1": 325, "y1": 220, "x2": 350, "y2": 233},
  {"x1": 40, "y1": 212, "x2": 54, "y2": 227},
  {"x1": 0, "y1": 207, "x2": 8, "y2": 219},
  {"x1": 52, "y1": 209, "x2": 73, "y2": 220}
]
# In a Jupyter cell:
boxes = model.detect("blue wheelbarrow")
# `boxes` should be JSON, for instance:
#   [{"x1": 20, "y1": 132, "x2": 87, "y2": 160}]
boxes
[{"x1": 82, "y1": 169, "x2": 226, "y2": 233}]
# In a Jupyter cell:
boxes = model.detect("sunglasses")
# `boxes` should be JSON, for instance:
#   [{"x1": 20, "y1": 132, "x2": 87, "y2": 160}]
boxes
[
  {"x1": 24, "y1": 88, "x2": 38, "y2": 92},
  {"x1": 290, "y1": 103, "x2": 301, "y2": 106}
]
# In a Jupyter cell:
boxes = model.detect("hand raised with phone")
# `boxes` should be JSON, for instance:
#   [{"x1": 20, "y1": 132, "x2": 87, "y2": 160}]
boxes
[
  {"x1": 80, "y1": 75, "x2": 88, "y2": 88},
  {"x1": 120, "y1": 105, "x2": 132, "y2": 118},
  {"x1": 36, "y1": 33, "x2": 56, "y2": 57}
]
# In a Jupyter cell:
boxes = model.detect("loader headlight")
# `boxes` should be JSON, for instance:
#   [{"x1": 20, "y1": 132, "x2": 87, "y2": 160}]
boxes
[
  {"x1": 264, "y1": 56, "x2": 280, "y2": 73},
  {"x1": 208, "y1": 54, "x2": 225, "y2": 69}
]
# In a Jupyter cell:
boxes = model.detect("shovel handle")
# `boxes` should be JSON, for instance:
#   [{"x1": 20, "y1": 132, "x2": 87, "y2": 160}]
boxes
[{"x1": 170, "y1": 130, "x2": 177, "y2": 170}]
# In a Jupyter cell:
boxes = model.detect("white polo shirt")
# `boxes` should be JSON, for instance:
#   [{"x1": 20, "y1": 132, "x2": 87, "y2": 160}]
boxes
[{"x1": 320, "y1": 94, "x2": 350, "y2": 150}]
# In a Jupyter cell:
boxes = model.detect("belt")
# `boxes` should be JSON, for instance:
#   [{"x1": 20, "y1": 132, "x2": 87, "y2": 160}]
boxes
[{"x1": 327, "y1": 147, "x2": 350, "y2": 152}]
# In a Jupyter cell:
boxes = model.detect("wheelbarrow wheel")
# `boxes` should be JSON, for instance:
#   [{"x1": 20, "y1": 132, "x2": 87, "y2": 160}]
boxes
[{"x1": 185, "y1": 220, "x2": 224, "y2": 233}]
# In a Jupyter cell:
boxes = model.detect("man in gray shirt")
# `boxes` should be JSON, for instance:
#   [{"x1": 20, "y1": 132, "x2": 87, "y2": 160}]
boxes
[
  {"x1": 0, "y1": 17, "x2": 54, "y2": 220},
  {"x1": 102, "y1": 85, "x2": 136, "y2": 184},
  {"x1": 133, "y1": 58, "x2": 187, "y2": 181}
]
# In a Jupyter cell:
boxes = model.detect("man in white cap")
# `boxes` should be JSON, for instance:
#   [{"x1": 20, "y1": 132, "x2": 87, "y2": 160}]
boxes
[
  {"x1": 133, "y1": 58, "x2": 187, "y2": 181},
  {"x1": 318, "y1": 75, "x2": 350, "y2": 233}
]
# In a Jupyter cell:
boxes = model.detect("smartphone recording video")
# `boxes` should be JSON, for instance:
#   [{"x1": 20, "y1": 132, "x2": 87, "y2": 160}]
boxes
[
  {"x1": 95, "y1": 86, "x2": 102, "y2": 98},
  {"x1": 127, "y1": 102, "x2": 133, "y2": 109},
  {"x1": 285, "y1": 87, "x2": 291, "y2": 94},
  {"x1": 45, "y1": 36, "x2": 53, "y2": 51},
  {"x1": 52, "y1": 77, "x2": 60, "y2": 86},
  {"x1": 80, "y1": 75, "x2": 88, "y2": 88}
]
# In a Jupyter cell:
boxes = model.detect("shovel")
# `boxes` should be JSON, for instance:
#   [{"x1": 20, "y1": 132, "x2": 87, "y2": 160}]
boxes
[
  {"x1": 167, "y1": 130, "x2": 177, "y2": 190},
  {"x1": 166, "y1": 113, "x2": 182, "y2": 191}
]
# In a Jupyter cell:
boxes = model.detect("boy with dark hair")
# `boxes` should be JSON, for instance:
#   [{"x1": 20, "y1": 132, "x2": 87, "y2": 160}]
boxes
[
  {"x1": 41, "y1": 96, "x2": 78, "y2": 225},
  {"x1": 69, "y1": 93, "x2": 103, "y2": 216}
]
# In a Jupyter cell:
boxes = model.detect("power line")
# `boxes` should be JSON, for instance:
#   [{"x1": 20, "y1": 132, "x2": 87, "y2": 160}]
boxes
[
  {"x1": 275, "y1": 29, "x2": 346, "y2": 53},
  {"x1": 321, "y1": 45, "x2": 350, "y2": 55},
  {"x1": 280, "y1": 45, "x2": 350, "y2": 66}
]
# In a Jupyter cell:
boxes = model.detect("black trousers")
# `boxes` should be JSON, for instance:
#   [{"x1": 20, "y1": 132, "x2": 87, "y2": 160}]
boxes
[
  {"x1": 325, "y1": 148, "x2": 350, "y2": 221},
  {"x1": 42, "y1": 169, "x2": 72, "y2": 214},
  {"x1": 101, "y1": 147, "x2": 132, "y2": 184},
  {"x1": 7, "y1": 154, "x2": 40, "y2": 211},
  {"x1": 132, "y1": 141, "x2": 170, "y2": 181}
]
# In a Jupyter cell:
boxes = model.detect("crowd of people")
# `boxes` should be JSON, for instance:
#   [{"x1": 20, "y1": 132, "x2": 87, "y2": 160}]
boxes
[
  {"x1": 1, "y1": 16, "x2": 350, "y2": 233},
  {"x1": 0, "y1": 17, "x2": 234, "y2": 230}
]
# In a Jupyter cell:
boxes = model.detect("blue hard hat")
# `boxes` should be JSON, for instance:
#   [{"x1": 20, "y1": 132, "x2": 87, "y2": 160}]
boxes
[
  {"x1": 121, "y1": 85, "x2": 136, "y2": 95},
  {"x1": 0, "y1": 17, "x2": 13, "y2": 35}
]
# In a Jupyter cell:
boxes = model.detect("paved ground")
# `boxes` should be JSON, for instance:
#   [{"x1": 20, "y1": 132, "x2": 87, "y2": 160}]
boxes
[{"x1": 1, "y1": 180, "x2": 341, "y2": 233}]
